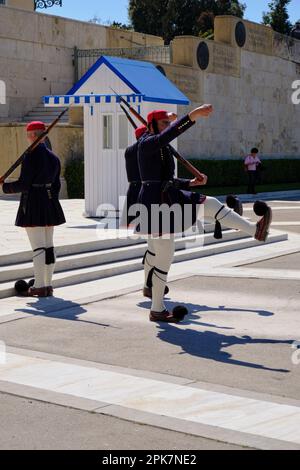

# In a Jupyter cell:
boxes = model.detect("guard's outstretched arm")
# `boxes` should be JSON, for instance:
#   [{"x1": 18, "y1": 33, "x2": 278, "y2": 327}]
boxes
[{"x1": 139, "y1": 114, "x2": 195, "y2": 153}]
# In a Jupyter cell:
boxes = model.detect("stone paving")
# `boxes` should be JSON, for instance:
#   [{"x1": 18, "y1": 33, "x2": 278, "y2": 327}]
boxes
[{"x1": 0, "y1": 195, "x2": 299, "y2": 450}]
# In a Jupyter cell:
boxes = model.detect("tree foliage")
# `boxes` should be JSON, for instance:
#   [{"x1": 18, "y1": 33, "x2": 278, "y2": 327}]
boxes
[
  {"x1": 128, "y1": 0, "x2": 246, "y2": 43},
  {"x1": 262, "y1": 0, "x2": 292, "y2": 35}
]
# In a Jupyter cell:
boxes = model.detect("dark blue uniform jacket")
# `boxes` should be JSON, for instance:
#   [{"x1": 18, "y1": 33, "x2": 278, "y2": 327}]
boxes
[
  {"x1": 122, "y1": 140, "x2": 142, "y2": 227},
  {"x1": 3, "y1": 143, "x2": 66, "y2": 227},
  {"x1": 137, "y1": 115, "x2": 206, "y2": 235}
]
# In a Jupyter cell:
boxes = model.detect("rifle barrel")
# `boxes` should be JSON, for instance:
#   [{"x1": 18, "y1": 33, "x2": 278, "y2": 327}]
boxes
[{"x1": 0, "y1": 107, "x2": 68, "y2": 182}]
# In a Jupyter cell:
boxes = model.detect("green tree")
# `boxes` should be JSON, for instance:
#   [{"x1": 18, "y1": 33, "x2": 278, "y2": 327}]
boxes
[
  {"x1": 128, "y1": 0, "x2": 246, "y2": 43},
  {"x1": 262, "y1": 0, "x2": 292, "y2": 35},
  {"x1": 88, "y1": 16, "x2": 131, "y2": 30},
  {"x1": 128, "y1": 0, "x2": 169, "y2": 39},
  {"x1": 109, "y1": 21, "x2": 132, "y2": 31},
  {"x1": 198, "y1": 1, "x2": 246, "y2": 36}
]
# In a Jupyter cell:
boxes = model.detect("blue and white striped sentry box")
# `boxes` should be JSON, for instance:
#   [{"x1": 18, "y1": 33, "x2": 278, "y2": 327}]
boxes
[{"x1": 43, "y1": 94, "x2": 144, "y2": 107}]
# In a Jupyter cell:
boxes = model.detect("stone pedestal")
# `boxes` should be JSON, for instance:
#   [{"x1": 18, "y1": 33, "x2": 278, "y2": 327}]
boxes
[
  {"x1": 172, "y1": 36, "x2": 240, "y2": 77},
  {"x1": 215, "y1": 16, "x2": 274, "y2": 56}
]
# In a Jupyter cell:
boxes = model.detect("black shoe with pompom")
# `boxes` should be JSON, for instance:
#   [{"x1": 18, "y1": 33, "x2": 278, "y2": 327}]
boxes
[
  {"x1": 226, "y1": 195, "x2": 243, "y2": 216},
  {"x1": 150, "y1": 306, "x2": 188, "y2": 323},
  {"x1": 254, "y1": 201, "x2": 272, "y2": 242},
  {"x1": 14, "y1": 279, "x2": 29, "y2": 295}
]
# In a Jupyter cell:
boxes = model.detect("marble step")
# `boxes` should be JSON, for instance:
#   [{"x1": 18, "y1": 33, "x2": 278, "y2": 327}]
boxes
[{"x1": 0, "y1": 231, "x2": 288, "y2": 299}]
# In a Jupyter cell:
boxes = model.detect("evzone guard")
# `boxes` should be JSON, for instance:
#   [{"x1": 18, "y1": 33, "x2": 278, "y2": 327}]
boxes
[
  {"x1": 130, "y1": 106, "x2": 272, "y2": 323},
  {"x1": 122, "y1": 112, "x2": 242, "y2": 300},
  {"x1": 123, "y1": 119, "x2": 175, "y2": 298},
  {"x1": 0, "y1": 121, "x2": 66, "y2": 297}
]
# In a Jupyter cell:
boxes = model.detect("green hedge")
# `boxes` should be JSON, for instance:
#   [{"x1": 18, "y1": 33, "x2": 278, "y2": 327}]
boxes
[
  {"x1": 178, "y1": 159, "x2": 300, "y2": 187},
  {"x1": 64, "y1": 157, "x2": 300, "y2": 198},
  {"x1": 64, "y1": 157, "x2": 84, "y2": 199}
]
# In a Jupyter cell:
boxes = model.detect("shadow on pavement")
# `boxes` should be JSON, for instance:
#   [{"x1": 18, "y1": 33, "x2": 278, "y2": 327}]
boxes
[
  {"x1": 138, "y1": 300, "x2": 292, "y2": 373},
  {"x1": 15, "y1": 296, "x2": 117, "y2": 329},
  {"x1": 138, "y1": 299, "x2": 274, "y2": 321},
  {"x1": 156, "y1": 324, "x2": 292, "y2": 373}
]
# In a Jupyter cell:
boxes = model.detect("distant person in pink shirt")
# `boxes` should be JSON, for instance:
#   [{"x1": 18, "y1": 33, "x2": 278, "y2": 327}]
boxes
[{"x1": 244, "y1": 148, "x2": 261, "y2": 195}]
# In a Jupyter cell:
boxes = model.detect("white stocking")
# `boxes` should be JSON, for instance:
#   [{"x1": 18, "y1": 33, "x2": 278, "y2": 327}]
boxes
[
  {"x1": 150, "y1": 237, "x2": 175, "y2": 313},
  {"x1": 45, "y1": 227, "x2": 55, "y2": 287},
  {"x1": 143, "y1": 238, "x2": 156, "y2": 289},
  {"x1": 25, "y1": 227, "x2": 46, "y2": 289},
  {"x1": 204, "y1": 197, "x2": 256, "y2": 237}
]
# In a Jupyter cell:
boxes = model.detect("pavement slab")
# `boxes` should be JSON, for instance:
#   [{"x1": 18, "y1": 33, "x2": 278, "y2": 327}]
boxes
[{"x1": 0, "y1": 196, "x2": 299, "y2": 450}]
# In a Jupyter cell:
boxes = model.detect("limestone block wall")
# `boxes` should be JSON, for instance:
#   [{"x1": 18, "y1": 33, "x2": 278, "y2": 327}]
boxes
[
  {"x1": 168, "y1": 16, "x2": 300, "y2": 159},
  {"x1": 5, "y1": 0, "x2": 34, "y2": 11},
  {"x1": 0, "y1": 5, "x2": 163, "y2": 122}
]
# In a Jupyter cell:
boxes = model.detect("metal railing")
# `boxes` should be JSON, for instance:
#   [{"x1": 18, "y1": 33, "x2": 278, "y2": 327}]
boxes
[
  {"x1": 34, "y1": 0, "x2": 62, "y2": 9},
  {"x1": 73, "y1": 46, "x2": 171, "y2": 82}
]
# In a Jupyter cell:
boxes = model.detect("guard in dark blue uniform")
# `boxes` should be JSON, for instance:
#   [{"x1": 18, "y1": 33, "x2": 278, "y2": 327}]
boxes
[
  {"x1": 1, "y1": 121, "x2": 66, "y2": 298},
  {"x1": 137, "y1": 111, "x2": 207, "y2": 236},
  {"x1": 136, "y1": 107, "x2": 273, "y2": 323},
  {"x1": 122, "y1": 125, "x2": 147, "y2": 228},
  {"x1": 121, "y1": 123, "x2": 170, "y2": 300}
]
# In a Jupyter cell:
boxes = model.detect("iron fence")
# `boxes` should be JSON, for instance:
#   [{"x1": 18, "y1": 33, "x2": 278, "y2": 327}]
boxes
[
  {"x1": 34, "y1": 0, "x2": 62, "y2": 9},
  {"x1": 73, "y1": 46, "x2": 171, "y2": 82}
]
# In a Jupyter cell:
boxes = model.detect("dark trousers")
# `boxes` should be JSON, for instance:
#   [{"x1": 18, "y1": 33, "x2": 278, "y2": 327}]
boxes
[{"x1": 247, "y1": 171, "x2": 257, "y2": 194}]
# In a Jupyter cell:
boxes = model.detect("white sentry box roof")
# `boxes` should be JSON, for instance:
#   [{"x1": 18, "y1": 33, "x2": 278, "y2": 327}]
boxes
[{"x1": 44, "y1": 56, "x2": 190, "y2": 217}]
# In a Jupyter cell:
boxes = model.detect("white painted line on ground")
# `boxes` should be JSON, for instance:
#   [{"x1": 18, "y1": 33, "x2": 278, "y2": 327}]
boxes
[
  {"x1": 243, "y1": 206, "x2": 300, "y2": 211},
  {"x1": 271, "y1": 222, "x2": 300, "y2": 226},
  {"x1": 0, "y1": 350, "x2": 300, "y2": 447}
]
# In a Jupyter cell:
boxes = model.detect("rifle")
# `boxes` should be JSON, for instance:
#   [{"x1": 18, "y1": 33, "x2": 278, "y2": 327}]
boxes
[
  {"x1": 120, "y1": 104, "x2": 138, "y2": 130},
  {"x1": 111, "y1": 88, "x2": 206, "y2": 183},
  {"x1": 0, "y1": 108, "x2": 68, "y2": 184}
]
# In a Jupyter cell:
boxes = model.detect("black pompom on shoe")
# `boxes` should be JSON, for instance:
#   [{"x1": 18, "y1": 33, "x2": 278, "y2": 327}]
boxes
[
  {"x1": 173, "y1": 306, "x2": 188, "y2": 321},
  {"x1": 254, "y1": 201, "x2": 272, "y2": 242},
  {"x1": 28, "y1": 279, "x2": 35, "y2": 288},
  {"x1": 253, "y1": 200, "x2": 268, "y2": 217},
  {"x1": 226, "y1": 195, "x2": 243, "y2": 216},
  {"x1": 15, "y1": 280, "x2": 29, "y2": 294},
  {"x1": 226, "y1": 195, "x2": 237, "y2": 209}
]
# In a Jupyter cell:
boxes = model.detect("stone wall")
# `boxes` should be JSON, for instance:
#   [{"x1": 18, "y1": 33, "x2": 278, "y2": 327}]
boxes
[
  {"x1": 168, "y1": 16, "x2": 300, "y2": 159},
  {"x1": 1, "y1": 10, "x2": 299, "y2": 167},
  {"x1": 6, "y1": 0, "x2": 34, "y2": 11},
  {"x1": 0, "y1": 5, "x2": 163, "y2": 122}
]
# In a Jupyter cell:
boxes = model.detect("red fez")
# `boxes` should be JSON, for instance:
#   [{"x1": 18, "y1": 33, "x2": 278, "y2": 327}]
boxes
[
  {"x1": 26, "y1": 121, "x2": 46, "y2": 132},
  {"x1": 147, "y1": 110, "x2": 169, "y2": 124},
  {"x1": 135, "y1": 125, "x2": 147, "y2": 140}
]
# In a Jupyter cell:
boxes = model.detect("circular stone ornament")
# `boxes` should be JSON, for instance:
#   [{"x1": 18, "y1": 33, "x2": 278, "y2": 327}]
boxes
[
  {"x1": 197, "y1": 42, "x2": 210, "y2": 70},
  {"x1": 235, "y1": 21, "x2": 246, "y2": 47}
]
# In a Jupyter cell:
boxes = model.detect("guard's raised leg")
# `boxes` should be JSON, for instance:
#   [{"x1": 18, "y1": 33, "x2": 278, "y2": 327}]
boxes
[{"x1": 204, "y1": 196, "x2": 272, "y2": 242}]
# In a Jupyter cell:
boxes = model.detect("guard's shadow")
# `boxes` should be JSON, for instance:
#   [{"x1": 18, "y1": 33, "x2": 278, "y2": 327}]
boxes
[
  {"x1": 15, "y1": 296, "x2": 116, "y2": 329},
  {"x1": 158, "y1": 324, "x2": 291, "y2": 373},
  {"x1": 138, "y1": 300, "x2": 291, "y2": 373}
]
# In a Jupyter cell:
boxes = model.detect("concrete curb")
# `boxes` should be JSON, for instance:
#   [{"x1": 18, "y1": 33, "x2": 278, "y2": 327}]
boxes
[{"x1": 218, "y1": 190, "x2": 300, "y2": 203}]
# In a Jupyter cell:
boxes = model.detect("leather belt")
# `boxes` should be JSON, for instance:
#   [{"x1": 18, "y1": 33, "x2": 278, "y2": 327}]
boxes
[
  {"x1": 142, "y1": 180, "x2": 164, "y2": 184},
  {"x1": 32, "y1": 184, "x2": 52, "y2": 188}
]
